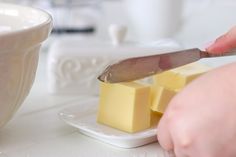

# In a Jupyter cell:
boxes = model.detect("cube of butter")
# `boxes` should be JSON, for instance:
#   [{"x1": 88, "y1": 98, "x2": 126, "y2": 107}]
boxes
[
  {"x1": 151, "y1": 85, "x2": 176, "y2": 113},
  {"x1": 153, "y1": 63, "x2": 211, "y2": 90},
  {"x1": 151, "y1": 63, "x2": 210, "y2": 113},
  {"x1": 97, "y1": 82, "x2": 151, "y2": 133}
]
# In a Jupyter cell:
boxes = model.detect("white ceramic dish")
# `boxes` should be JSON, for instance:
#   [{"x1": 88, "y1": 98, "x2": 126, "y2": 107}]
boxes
[
  {"x1": 47, "y1": 38, "x2": 181, "y2": 96},
  {"x1": 59, "y1": 97, "x2": 158, "y2": 148},
  {"x1": 0, "y1": 3, "x2": 52, "y2": 127}
]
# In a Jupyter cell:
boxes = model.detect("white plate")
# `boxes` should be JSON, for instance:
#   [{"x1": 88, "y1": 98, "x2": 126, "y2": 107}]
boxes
[{"x1": 58, "y1": 97, "x2": 158, "y2": 148}]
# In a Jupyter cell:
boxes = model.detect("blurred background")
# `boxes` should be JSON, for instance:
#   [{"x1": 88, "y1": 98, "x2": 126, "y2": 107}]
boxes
[{"x1": 1, "y1": 0, "x2": 236, "y2": 47}]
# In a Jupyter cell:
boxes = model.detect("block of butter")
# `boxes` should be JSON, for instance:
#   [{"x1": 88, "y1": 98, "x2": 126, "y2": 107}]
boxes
[
  {"x1": 151, "y1": 63, "x2": 211, "y2": 113},
  {"x1": 151, "y1": 85, "x2": 177, "y2": 113},
  {"x1": 97, "y1": 82, "x2": 151, "y2": 133},
  {"x1": 153, "y1": 62, "x2": 211, "y2": 90}
]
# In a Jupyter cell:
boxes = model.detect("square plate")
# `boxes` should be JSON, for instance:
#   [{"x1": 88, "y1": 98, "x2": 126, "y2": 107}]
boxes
[{"x1": 58, "y1": 97, "x2": 158, "y2": 148}]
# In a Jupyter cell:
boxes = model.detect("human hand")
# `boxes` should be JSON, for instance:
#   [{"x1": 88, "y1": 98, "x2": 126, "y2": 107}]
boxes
[
  {"x1": 158, "y1": 62, "x2": 236, "y2": 157},
  {"x1": 157, "y1": 27, "x2": 236, "y2": 157},
  {"x1": 206, "y1": 26, "x2": 236, "y2": 53}
]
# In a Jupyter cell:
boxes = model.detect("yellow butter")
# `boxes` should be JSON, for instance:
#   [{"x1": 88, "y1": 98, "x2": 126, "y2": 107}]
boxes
[
  {"x1": 151, "y1": 63, "x2": 210, "y2": 113},
  {"x1": 153, "y1": 63, "x2": 211, "y2": 90},
  {"x1": 151, "y1": 85, "x2": 176, "y2": 113},
  {"x1": 97, "y1": 82, "x2": 151, "y2": 133}
]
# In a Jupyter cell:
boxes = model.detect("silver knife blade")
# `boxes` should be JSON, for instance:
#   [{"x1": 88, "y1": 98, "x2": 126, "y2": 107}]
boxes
[{"x1": 97, "y1": 48, "x2": 235, "y2": 83}]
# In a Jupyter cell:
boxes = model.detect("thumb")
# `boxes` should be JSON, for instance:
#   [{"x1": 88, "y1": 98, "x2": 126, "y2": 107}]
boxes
[
  {"x1": 157, "y1": 114, "x2": 174, "y2": 152},
  {"x1": 206, "y1": 26, "x2": 236, "y2": 54}
]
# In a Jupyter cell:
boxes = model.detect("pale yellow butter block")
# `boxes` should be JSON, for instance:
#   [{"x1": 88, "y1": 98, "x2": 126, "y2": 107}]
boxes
[
  {"x1": 153, "y1": 63, "x2": 211, "y2": 90},
  {"x1": 151, "y1": 85, "x2": 176, "y2": 113},
  {"x1": 97, "y1": 82, "x2": 151, "y2": 133},
  {"x1": 151, "y1": 63, "x2": 210, "y2": 113}
]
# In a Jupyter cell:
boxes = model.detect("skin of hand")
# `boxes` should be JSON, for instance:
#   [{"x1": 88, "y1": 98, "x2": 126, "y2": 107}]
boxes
[
  {"x1": 206, "y1": 26, "x2": 236, "y2": 53},
  {"x1": 157, "y1": 26, "x2": 236, "y2": 157}
]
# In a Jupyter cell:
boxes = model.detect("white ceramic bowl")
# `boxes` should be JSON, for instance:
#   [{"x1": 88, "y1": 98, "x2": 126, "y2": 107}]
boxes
[{"x1": 0, "y1": 3, "x2": 52, "y2": 127}]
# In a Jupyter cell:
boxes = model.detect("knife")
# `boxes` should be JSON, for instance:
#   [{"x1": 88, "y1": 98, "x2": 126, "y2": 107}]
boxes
[{"x1": 98, "y1": 48, "x2": 236, "y2": 83}]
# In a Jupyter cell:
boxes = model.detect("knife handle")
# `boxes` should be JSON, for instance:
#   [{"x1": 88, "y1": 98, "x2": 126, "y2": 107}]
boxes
[{"x1": 200, "y1": 49, "x2": 236, "y2": 58}]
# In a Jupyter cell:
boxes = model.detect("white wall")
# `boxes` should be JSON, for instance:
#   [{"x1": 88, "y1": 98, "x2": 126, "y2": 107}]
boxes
[
  {"x1": 3, "y1": 0, "x2": 236, "y2": 48},
  {"x1": 97, "y1": 0, "x2": 236, "y2": 48}
]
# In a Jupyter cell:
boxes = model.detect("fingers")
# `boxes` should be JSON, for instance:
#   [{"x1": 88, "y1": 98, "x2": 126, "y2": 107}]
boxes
[
  {"x1": 206, "y1": 26, "x2": 236, "y2": 53},
  {"x1": 157, "y1": 113, "x2": 174, "y2": 151}
]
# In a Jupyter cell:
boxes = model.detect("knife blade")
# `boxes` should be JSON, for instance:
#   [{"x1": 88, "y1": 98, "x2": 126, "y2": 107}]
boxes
[{"x1": 98, "y1": 48, "x2": 236, "y2": 83}]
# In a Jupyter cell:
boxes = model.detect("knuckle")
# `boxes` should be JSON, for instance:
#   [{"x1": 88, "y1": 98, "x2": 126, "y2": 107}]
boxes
[
  {"x1": 169, "y1": 118, "x2": 193, "y2": 149},
  {"x1": 178, "y1": 136, "x2": 192, "y2": 149}
]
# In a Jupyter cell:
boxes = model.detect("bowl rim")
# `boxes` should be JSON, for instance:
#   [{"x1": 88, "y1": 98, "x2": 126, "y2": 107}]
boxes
[
  {"x1": 0, "y1": 2, "x2": 53, "y2": 37},
  {"x1": 0, "y1": 2, "x2": 53, "y2": 51}
]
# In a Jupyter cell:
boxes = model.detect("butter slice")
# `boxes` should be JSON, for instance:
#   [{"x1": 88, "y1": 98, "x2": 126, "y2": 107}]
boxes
[
  {"x1": 97, "y1": 82, "x2": 151, "y2": 133},
  {"x1": 153, "y1": 63, "x2": 211, "y2": 90},
  {"x1": 151, "y1": 63, "x2": 210, "y2": 113},
  {"x1": 151, "y1": 85, "x2": 176, "y2": 113}
]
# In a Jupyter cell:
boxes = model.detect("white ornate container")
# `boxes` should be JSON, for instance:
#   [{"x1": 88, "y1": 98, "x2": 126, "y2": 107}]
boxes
[
  {"x1": 0, "y1": 3, "x2": 52, "y2": 127},
  {"x1": 47, "y1": 37, "x2": 180, "y2": 96}
]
